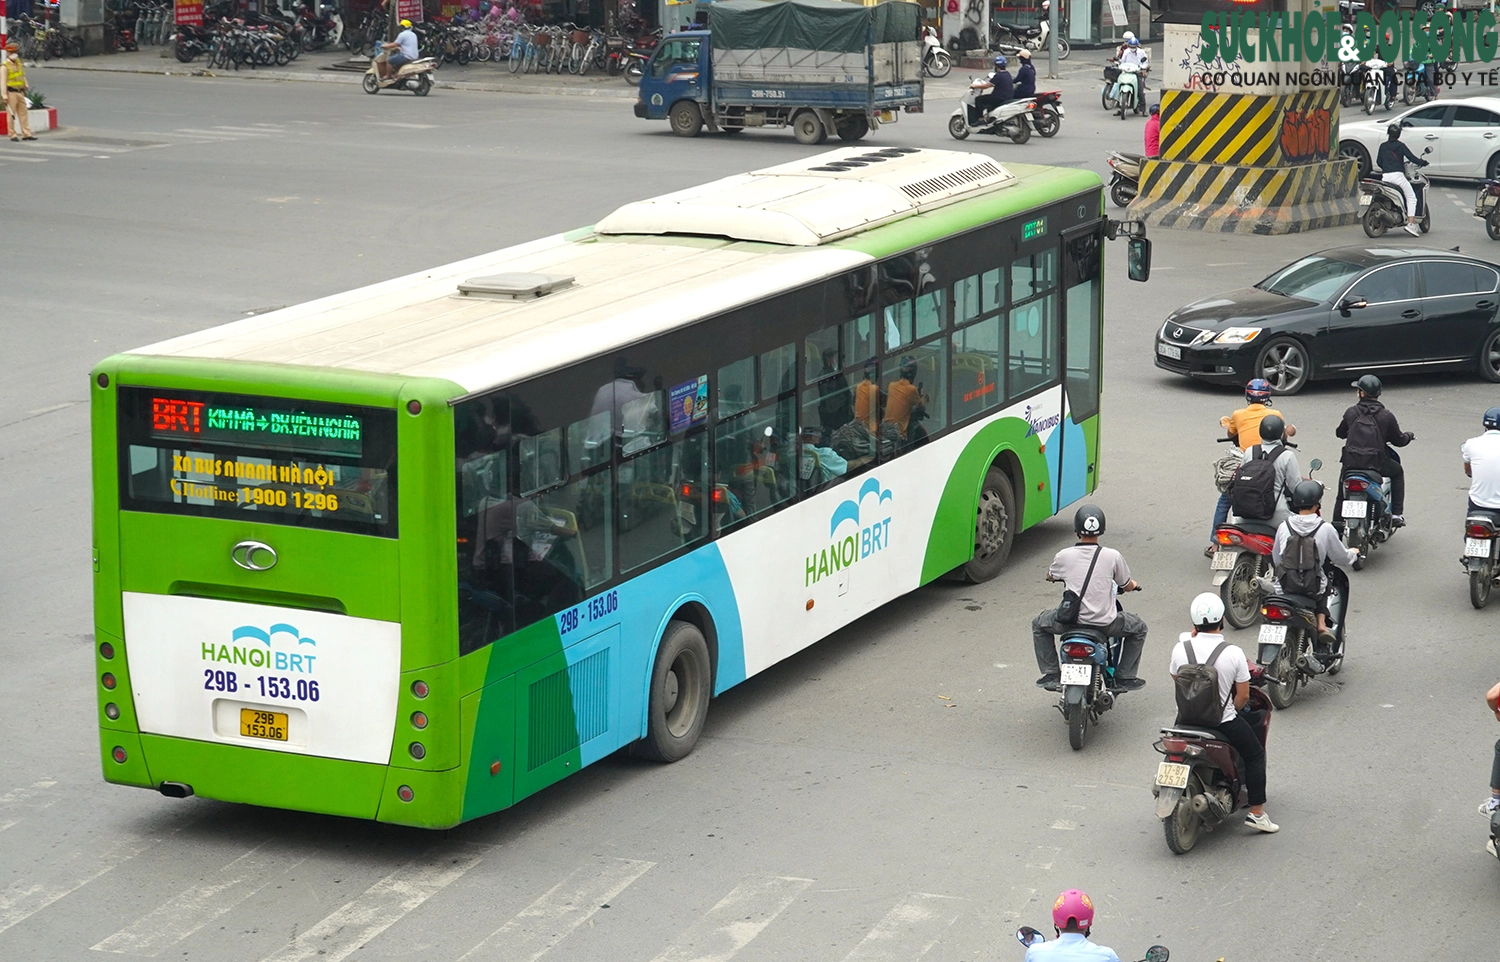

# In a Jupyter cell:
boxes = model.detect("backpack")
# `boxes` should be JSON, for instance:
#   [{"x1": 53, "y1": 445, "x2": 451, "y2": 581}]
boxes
[
  {"x1": 1279, "y1": 521, "x2": 1323, "y2": 597},
  {"x1": 1228, "y1": 445, "x2": 1291, "y2": 519},
  {"x1": 1342, "y1": 405, "x2": 1386, "y2": 470},
  {"x1": 831, "y1": 420, "x2": 876, "y2": 460},
  {"x1": 1174, "y1": 639, "x2": 1232, "y2": 728}
]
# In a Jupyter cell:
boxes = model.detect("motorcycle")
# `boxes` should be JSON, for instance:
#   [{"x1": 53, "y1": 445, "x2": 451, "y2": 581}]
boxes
[
  {"x1": 173, "y1": 21, "x2": 213, "y2": 61},
  {"x1": 948, "y1": 82, "x2": 1034, "y2": 144},
  {"x1": 1402, "y1": 61, "x2": 1440, "y2": 105},
  {"x1": 1102, "y1": 60, "x2": 1147, "y2": 119},
  {"x1": 1337, "y1": 458, "x2": 1399, "y2": 569},
  {"x1": 1028, "y1": 90, "x2": 1063, "y2": 137},
  {"x1": 1339, "y1": 59, "x2": 1362, "y2": 108},
  {"x1": 622, "y1": 29, "x2": 661, "y2": 85},
  {"x1": 1462, "y1": 506, "x2": 1500, "y2": 608},
  {"x1": 1018, "y1": 930, "x2": 1168, "y2": 962},
  {"x1": 362, "y1": 56, "x2": 438, "y2": 96},
  {"x1": 1472, "y1": 179, "x2": 1500, "y2": 240},
  {"x1": 991, "y1": 17, "x2": 1069, "y2": 59},
  {"x1": 1255, "y1": 559, "x2": 1351, "y2": 709},
  {"x1": 921, "y1": 25, "x2": 951, "y2": 78},
  {"x1": 1362, "y1": 58, "x2": 1394, "y2": 114},
  {"x1": 297, "y1": 2, "x2": 341, "y2": 50},
  {"x1": 1153, "y1": 664, "x2": 1273, "y2": 853},
  {"x1": 1209, "y1": 445, "x2": 1309, "y2": 629},
  {"x1": 1360, "y1": 153, "x2": 1432, "y2": 237},
  {"x1": 1106, "y1": 149, "x2": 1142, "y2": 207},
  {"x1": 1044, "y1": 578, "x2": 1143, "y2": 751}
]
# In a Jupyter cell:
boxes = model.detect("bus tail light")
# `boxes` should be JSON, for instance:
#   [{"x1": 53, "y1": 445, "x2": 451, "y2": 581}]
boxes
[
  {"x1": 411, "y1": 680, "x2": 429, "y2": 699},
  {"x1": 105, "y1": 703, "x2": 120, "y2": 720},
  {"x1": 397, "y1": 785, "x2": 414, "y2": 802},
  {"x1": 102, "y1": 673, "x2": 117, "y2": 690},
  {"x1": 410, "y1": 711, "x2": 428, "y2": 730},
  {"x1": 111, "y1": 746, "x2": 128, "y2": 764},
  {"x1": 99, "y1": 642, "x2": 114, "y2": 660},
  {"x1": 409, "y1": 742, "x2": 426, "y2": 760}
]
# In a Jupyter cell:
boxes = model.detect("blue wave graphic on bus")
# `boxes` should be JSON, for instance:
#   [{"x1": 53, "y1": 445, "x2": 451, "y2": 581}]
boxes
[
  {"x1": 231, "y1": 624, "x2": 317, "y2": 646},
  {"x1": 828, "y1": 477, "x2": 894, "y2": 536}
]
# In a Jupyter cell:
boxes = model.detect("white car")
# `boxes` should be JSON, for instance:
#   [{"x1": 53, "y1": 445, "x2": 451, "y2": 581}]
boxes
[{"x1": 1338, "y1": 97, "x2": 1500, "y2": 182}]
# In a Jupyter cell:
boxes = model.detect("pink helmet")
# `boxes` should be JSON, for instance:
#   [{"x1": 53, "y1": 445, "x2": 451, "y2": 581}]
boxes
[{"x1": 1051, "y1": 889, "x2": 1095, "y2": 931}]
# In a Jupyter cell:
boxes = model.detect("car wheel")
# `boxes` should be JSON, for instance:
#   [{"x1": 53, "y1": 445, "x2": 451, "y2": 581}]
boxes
[
  {"x1": 1487, "y1": 152, "x2": 1500, "y2": 182},
  {"x1": 1339, "y1": 141, "x2": 1370, "y2": 180},
  {"x1": 1255, "y1": 336, "x2": 1310, "y2": 395},
  {"x1": 1478, "y1": 327, "x2": 1500, "y2": 383}
]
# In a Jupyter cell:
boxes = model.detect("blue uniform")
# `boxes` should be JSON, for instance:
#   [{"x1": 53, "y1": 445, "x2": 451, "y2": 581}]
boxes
[{"x1": 1025, "y1": 932, "x2": 1122, "y2": 962}]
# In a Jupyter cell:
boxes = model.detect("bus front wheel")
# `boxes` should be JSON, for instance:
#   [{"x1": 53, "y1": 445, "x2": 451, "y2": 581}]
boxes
[
  {"x1": 635, "y1": 620, "x2": 712, "y2": 762},
  {"x1": 964, "y1": 467, "x2": 1016, "y2": 582}
]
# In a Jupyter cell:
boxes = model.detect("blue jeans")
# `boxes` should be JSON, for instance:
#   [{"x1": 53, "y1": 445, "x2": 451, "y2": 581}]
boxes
[
  {"x1": 389, "y1": 53, "x2": 411, "y2": 68},
  {"x1": 1210, "y1": 490, "x2": 1231, "y2": 543}
]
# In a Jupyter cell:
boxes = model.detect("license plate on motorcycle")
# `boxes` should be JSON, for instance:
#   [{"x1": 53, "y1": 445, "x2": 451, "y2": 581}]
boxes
[
  {"x1": 1156, "y1": 342, "x2": 1181, "y2": 360},
  {"x1": 1258, "y1": 623, "x2": 1287, "y2": 646},
  {"x1": 1359, "y1": 195, "x2": 1371, "y2": 207},
  {"x1": 1156, "y1": 761, "x2": 1190, "y2": 789},
  {"x1": 1466, "y1": 537, "x2": 1493, "y2": 558},
  {"x1": 1210, "y1": 550, "x2": 1237, "y2": 570},
  {"x1": 1342, "y1": 499, "x2": 1367, "y2": 518},
  {"x1": 1058, "y1": 663, "x2": 1093, "y2": 686}
]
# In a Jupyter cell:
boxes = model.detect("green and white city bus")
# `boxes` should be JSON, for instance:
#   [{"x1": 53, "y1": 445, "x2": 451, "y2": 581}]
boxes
[{"x1": 91, "y1": 148, "x2": 1118, "y2": 828}]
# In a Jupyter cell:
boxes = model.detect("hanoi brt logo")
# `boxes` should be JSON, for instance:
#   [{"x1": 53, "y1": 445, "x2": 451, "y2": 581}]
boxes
[
  {"x1": 201, "y1": 622, "x2": 319, "y2": 673},
  {"x1": 806, "y1": 478, "x2": 893, "y2": 587}
]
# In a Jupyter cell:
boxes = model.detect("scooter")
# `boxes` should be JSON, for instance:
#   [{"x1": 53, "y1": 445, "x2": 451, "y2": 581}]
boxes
[
  {"x1": 1402, "y1": 61, "x2": 1439, "y2": 105},
  {"x1": 1473, "y1": 179, "x2": 1500, "y2": 240},
  {"x1": 1362, "y1": 58, "x2": 1394, "y2": 114},
  {"x1": 1337, "y1": 459, "x2": 1399, "y2": 569},
  {"x1": 1043, "y1": 579, "x2": 1143, "y2": 751},
  {"x1": 1360, "y1": 152, "x2": 1431, "y2": 237},
  {"x1": 948, "y1": 81, "x2": 1034, "y2": 144},
  {"x1": 1018, "y1": 930, "x2": 1168, "y2": 962},
  {"x1": 1028, "y1": 90, "x2": 1063, "y2": 137},
  {"x1": 1103, "y1": 60, "x2": 1147, "y2": 119},
  {"x1": 1153, "y1": 664, "x2": 1273, "y2": 854},
  {"x1": 1106, "y1": 149, "x2": 1142, "y2": 207},
  {"x1": 921, "y1": 25, "x2": 951, "y2": 78},
  {"x1": 297, "y1": 2, "x2": 341, "y2": 50},
  {"x1": 1462, "y1": 506, "x2": 1500, "y2": 608},
  {"x1": 362, "y1": 55, "x2": 438, "y2": 96},
  {"x1": 992, "y1": 17, "x2": 1069, "y2": 59},
  {"x1": 1255, "y1": 559, "x2": 1351, "y2": 708}
]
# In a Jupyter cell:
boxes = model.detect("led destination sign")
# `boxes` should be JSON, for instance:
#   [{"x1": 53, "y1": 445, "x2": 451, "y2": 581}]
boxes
[{"x1": 151, "y1": 396, "x2": 364, "y2": 458}]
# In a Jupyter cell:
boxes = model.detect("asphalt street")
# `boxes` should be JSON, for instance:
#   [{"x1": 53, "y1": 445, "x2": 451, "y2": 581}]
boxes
[{"x1": 2, "y1": 65, "x2": 1499, "y2": 962}]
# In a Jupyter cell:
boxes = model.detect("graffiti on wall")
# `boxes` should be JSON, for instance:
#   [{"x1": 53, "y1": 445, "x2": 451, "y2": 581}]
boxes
[{"x1": 1280, "y1": 105, "x2": 1335, "y2": 163}]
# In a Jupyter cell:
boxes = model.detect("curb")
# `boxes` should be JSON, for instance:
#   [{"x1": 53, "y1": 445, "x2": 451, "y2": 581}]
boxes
[{"x1": 1, "y1": 105, "x2": 59, "y2": 136}]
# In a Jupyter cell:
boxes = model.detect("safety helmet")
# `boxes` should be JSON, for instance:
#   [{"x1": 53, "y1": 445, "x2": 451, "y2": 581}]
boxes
[
  {"x1": 1291, "y1": 479, "x2": 1325, "y2": 511},
  {"x1": 1486, "y1": 406, "x2": 1500, "y2": 430},
  {"x1": 1245, "y1": 377, "x2": 1272, "y2": 404},
  {"x1": 1127, "y1": 36, "x2": 1139, "y2": 46},
  {"x1": 400, "y1": 17, "x2": 412, "y2": 26},
  {"x1": 1051, "y1": 890, "x2": 1095, "y2": 931},
  {"x1": 1190, "y1": 592, "x2": 1226, "y2": 628},
  {"x1": 899, "y1": 354, "x2": 918, "y2": 378},
  {"x1": 994, "y1": 55, "x2": 1007, "y2": 67},
  {"x1": 1149, "y1": 102, "x2": 1159, "y2": 114},
  {"x1": 1258, "y1": 413, "x2": 1285, "y2": 443},
  {"x1": 1353, "y1": 374, "x2": 1383, "y2": 397},
  {"x1": 1123, "y1": 30, "x2": 1135, "y2": 41},
  {"x1": 1073, "y1": 504, "x2": 1106, "y2": 537},
  {"x1": 1386, "y1": 123, "x2": 1403, "y2": 138}
]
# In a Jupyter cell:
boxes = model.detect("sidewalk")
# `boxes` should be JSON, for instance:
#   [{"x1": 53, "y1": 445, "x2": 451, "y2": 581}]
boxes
[{"x1": 35, "y1": 47, "x2": 641, "y2": 99}]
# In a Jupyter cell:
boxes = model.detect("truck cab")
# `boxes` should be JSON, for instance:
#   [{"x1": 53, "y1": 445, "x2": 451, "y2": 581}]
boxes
[{"x1": 634, "y1": 31, "x2": 710, "y2": 131}]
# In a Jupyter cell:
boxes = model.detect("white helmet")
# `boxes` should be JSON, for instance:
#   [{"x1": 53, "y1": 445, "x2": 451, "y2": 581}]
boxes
[
  {"x1": 1123, "y1": 30, "x2": 1135, "y2": 42},
  {"x1": 1189, "y1": 592, "x2": 1225, "y2": 628}
]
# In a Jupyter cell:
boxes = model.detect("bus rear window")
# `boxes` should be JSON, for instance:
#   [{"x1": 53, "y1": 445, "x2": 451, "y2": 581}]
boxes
[{"x1": 118, "y1": 388, "x2": 398, "y2": 537}]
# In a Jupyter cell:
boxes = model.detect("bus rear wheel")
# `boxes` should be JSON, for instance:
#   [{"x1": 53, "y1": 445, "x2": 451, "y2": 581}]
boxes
[
  {"x1": 964, "y1": 467, "x2": 1016, "y2": 582},
  {"x1": 635, "y1": 620, "x2": 712, "y2": 762}
]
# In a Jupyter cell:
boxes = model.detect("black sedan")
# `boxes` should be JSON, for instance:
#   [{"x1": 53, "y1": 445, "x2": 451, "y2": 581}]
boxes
[{"x1": 1153, "y1": 247, "x2": 1500, "y2": 394}]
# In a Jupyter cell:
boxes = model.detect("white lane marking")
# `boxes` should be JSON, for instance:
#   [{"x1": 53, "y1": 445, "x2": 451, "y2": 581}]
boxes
[
  {"x1": 256, "y1": 844, "x2": 486, "y2": 962},
  {"x1": 0, "y1": 833, "x2": 160, "y2": 936},
  {"x1": 91, "y1": 841, "x2": 306, "y2": 956},
  {"x1": 648, "y1": 875, "x2": 813, "y2": 962},
  {"x1": 0, "y1": 779, "x2": 58, "y2": 832},
  {"x1": 0, "y1": 154, "x2": 48, "y2": 162},
  {"x1": 171, "y1": 128, "x2": 250, "y2": 138},
  {"x1": 210, "y1": 125, "x2": 285, "y2": 133},
  {"x1": 838, "y1": 892, "x2": 965, "y2": 962},
  {"x1": 457, "y1": 858, "x2": 655, "y2": 962}
]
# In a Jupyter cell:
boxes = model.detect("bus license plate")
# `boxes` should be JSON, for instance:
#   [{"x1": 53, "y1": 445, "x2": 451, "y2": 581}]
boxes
[
  {"x1": 1156, "y1": 761, "x2": 1190, "y2": 789},
  {"x1": 1059, "y1": 663, "x2": 1092, "y2": 686},
  {"x1": 1466, "y1": 537, "x2": 1493, "y2": 558},
  {"x1": 1210, "y1": 550, "x2": 1237, "y2": 570},
  {"x1": 1342, "y1": 499, "x2": 1367, "y2": 518},
  {"x1": 240, "y1": 708, "x2": 289, "y2": 742},
  {"x1": 1157, "y1": 343, "x2": 1181, "y2": 360},
  {"x1": 1258, "y1": 623, "x2": 1287, "y2": 646}
]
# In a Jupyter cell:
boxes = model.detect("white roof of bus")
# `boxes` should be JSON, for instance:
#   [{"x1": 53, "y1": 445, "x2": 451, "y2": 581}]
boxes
[{"x1": 127, "y1": 148, "x2": 1021, "y2": 395}]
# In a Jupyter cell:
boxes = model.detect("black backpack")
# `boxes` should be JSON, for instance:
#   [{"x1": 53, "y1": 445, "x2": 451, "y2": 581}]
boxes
[
  {"x1": 1279, "y1": 521, "x2": 1323, "y2": 597},
  {"x1": 1228, "y1": 445, "x2": 1291, "y2": 520},
  {"x1": 1342, "y1": 406, "x2": 1385, "y2": 470},
  {"x1": 1174, "y1": 639, "x2": 1232, "y2": 728}
]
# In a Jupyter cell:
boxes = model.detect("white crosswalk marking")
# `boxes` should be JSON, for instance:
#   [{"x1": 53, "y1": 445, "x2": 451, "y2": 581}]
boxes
[
  {"x1": 648, "y1": 875, "x2": 813, "y2": 962},
  {"x1": 457, "y1": 858, "x2": 655, "y2": 962},
  {"x1": 0, "y1": 779, "x2": 57, "y2": 832},
  {"x1": 90, "y1": 840, "x2": 306, "y2": 956},
  {"x1": 255, "y1": 844, "x2": 486, "y2": 962},
  {"x1": 0, "y1": 833, "x2": 160, "y2": 936},
  {"x1": 838, "y1": 893, "x2": 965, "y2": 962}
]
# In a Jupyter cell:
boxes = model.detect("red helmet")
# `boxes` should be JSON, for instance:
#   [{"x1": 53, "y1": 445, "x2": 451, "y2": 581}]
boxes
[{"x1": 1051, "y1": 889, "x2": 1095, "y2": 931}]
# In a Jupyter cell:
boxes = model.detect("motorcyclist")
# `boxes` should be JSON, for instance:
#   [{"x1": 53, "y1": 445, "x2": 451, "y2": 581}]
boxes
[
  {"x1": 1206, "y1": 379, "x2": 1295, "y2": 556},
  {"x1": 1112, "y1": 29, "x2": 1135, "y2": 61},
  {"x1": 1143, "y1": 102, "x2": 1160, "y2": 157},
  {"x1": 1170, "y1": 594, "x2": 1278, "y2": 834},
  {"x1": 1335, "y1": 374, "x2": 1413, "y2": 525},
  {"x1": 1376, "y1": 123, "x2": 1429, "y2": 236},
  {"x1": 1018, "y1": 890, "x2": 1122, "y2": 961},
  {"x1": 1481, "y1": 679, "x2": 1500, "y2": 836},
  {"x1": 377, "y1": 18, "x2": 419, "y2": 80},
  {"x1": 1109, "y1": 36, "x2": 1149, "y2": 104},
  {"x1": 1226, "y1": 413, "x2": 1301, "y2": 533},
  {"x1": 973, "y1": 55, "x2": 1014, "y2": 117},
  {"x1": 1014, "y1": 48, "x2": 1036, "y2": 100},
  {"x1": 1031, "y1": 505, "x2": 1147, "y2": 692},
  {"x1": 1462, "y1": 407, "x2": 1500, "y2": 515},
  {"x1": 1272, "y1": 480, "x2": 1358, "y2": 647}
]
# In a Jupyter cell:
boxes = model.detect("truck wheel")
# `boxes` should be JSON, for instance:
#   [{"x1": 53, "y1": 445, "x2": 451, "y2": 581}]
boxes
[
  {"x1": 836, "y1": 115, "x2": 869, "y2": 142},
  {"x1": 793, "y1": 110, "x2": 827, "y2": 145},
  {"x1": 669, "y1": 101, "x2": 703, "y2": 138}
]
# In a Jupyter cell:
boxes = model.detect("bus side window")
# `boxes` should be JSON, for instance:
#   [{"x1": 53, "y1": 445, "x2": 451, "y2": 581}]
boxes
[
  {"x1": 714, "y1": 394, "x2": 794, "y2": 530},
  {"x1": 618, "y1": 433, "x2": 708, "y2": 572}
]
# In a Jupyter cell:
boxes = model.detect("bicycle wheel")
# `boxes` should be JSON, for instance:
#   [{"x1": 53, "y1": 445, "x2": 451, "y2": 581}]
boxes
[
  {"x1": 509, "y1": 42, "x2": 524, "y2": 72},
  {"x1": 254, "y1": 39, "x2": 274, "y2": 65},
  {"x1": 456, "y1": 40, "x2": 472, "y2": 64},
  {"x1": 69, "y1": 35, "x2": 85, "y2": 56},
  {"x1": 275, "y1": 40, "x2": 293, "y2": 65}
]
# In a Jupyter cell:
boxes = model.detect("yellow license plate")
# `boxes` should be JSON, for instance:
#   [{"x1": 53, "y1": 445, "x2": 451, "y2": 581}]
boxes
[{"x1": 240, "y1": 708, "x2": 288, "y2": 742}]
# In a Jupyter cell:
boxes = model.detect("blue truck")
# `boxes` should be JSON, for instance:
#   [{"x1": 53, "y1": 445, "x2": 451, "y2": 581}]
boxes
[{"x1": 633, "y1": 0, "x2": 924, "y2": 144}]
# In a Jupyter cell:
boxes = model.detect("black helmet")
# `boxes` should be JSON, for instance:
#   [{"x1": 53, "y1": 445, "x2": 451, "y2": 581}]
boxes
[
  {"x1": 1387, "y1": 122, "x2": 1402, "y2": 138},
  {"x1": 1258, "y1": 413, "x2": 1285, "y2": 442},
  {"x1": 1486, "y1": 407, "x2": 1500, "y2": 430},
  {"x1": 1074, "y1": 504, "x2": 1106, "y2": 537},
  {"x1": 1290, "y1": 479, "x2": 1324, "y2": 511},
  {"x1": 1352, "y1": 374, "x2": 1383, "y2": 397}
]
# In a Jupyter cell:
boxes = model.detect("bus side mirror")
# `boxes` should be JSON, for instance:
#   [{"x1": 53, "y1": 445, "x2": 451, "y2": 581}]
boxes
[{"x1": 1127, "y1": 236, "x2": 1152, "y2": 282}]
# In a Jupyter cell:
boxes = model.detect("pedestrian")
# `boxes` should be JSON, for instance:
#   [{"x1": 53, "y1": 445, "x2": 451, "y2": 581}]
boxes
[
  {"x1": 1143, "y1": 103, "x2": 1160, "y2": 158},
  {"x1": 4, "y1": 41, "x2": 36, "y2": 143}
]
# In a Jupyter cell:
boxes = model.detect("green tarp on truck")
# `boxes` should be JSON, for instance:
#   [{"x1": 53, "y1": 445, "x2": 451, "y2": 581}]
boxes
[{"x1": 710, "y1": 0, "x2": 922, "y2": 53}]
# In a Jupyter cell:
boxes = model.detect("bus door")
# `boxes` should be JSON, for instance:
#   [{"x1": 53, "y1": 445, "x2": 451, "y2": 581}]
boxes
[{"x1": 1058, "y1": 220, "x2": 1105, "y2": 507}]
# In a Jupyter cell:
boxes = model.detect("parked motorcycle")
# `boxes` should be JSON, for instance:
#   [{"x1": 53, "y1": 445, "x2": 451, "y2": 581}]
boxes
[
  {"x1": 362, "y1": 56, "x2": 438, "y2": 96},
  {"x1": 1337, "y1": 462, "x2": 1399, "y2": 569},
  {"x1": 921, "y1": 25, "x2": 951, "y2": 78},
  {"x1": 1044, "y1": 578, "x2": 1142, "y2": 751},
  {"x1": 1255, "y1": 560, "x2": 1351, "y2": 708},
  {"x1": 1018, "y1": 930, "x2": 1168, "y2": 962},
  {"x1": 1462, "y1": 506, "x2": 1500, "y2": 608},
  {"x1": 1028, "y1": 89, "x2": 1063, "y2": 137},
  {"x1": 1106, "y1": 149, "x2": 1142, "y2": 207},
  {"x1": 1360, "y1": 152, "x2": 1432, "y2": 237},
  {"x1": 297, "y1": 2, "x2": 341, "y2": 50},
  {"x1": 1153, "y1": 664, "x2": 1273, "y2": 853},
  {"x1": 991, "y1": 17, "x2": 1069, "y2": 59},
  {"x1": 172, "y1": 21, "x2": 213, "y2": 61},
  {"x1": 621, "y1": 29, "x2": 661, "y2": 85},
  {"x1": 948, "y1": 82, "x2": 1034, "y2": 144},
  {"x1": 1472, "y1": 179, "x2": 1500, "y2": 240},
  {"x1": 1102, "y1": 61, "x2": 1146, "y2": 119}
]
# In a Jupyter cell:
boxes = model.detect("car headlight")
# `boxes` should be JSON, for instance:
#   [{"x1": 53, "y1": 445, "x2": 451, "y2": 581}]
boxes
[
  {"x1": 1214, "y1": 327, "x2": 1263, "y2": 344},
  {"x1": 1189, "y1": 330, "x2": 1217, "y2": 347}
]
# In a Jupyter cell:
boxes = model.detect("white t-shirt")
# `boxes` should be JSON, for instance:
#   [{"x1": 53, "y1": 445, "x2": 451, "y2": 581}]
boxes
[
  {"x1": 1462, "y1": 430, "x2": 1500, "y2": 509},
  {"x1": 1168, "y1": 632, "x2": 1249, "y2": 725}
]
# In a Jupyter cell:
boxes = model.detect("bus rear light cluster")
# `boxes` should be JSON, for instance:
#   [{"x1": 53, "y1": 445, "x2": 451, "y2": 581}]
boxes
[
  {"x1": 410, "y1": 712, "x2": 428, "y2": 730},
  {"x1": 101, "y1": 673, "x2": 117, "y2": 690},
  {"x1": 99, "y1": 642, "x2": 114, "y2": 660},
  {"x1": 111, "y1": 746, "x2": 128, "y2": 764},
  {"x1": 411, "y1": 680, "x2": 429, "y2": 699},
  {"x1": 397, "y1": 785, "x2": 414, "y2": 802},
  {"x1": 105, "y1": 703, "x2": 120, "y2": 720}
]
